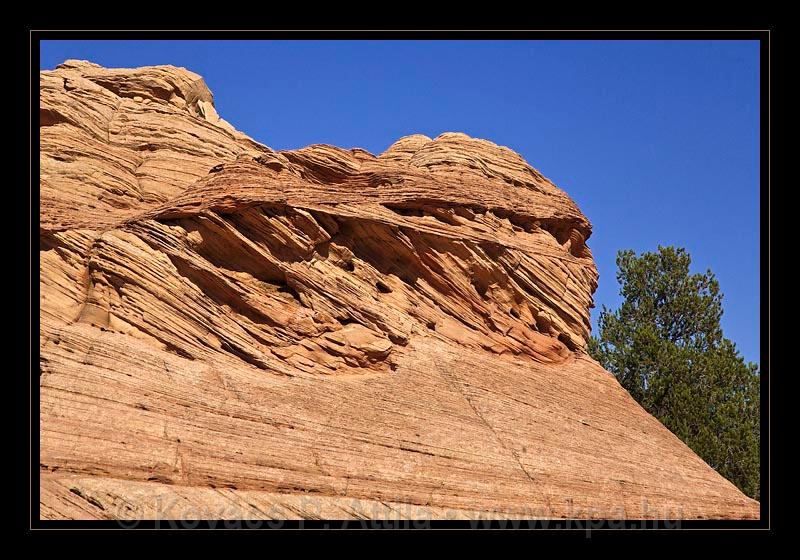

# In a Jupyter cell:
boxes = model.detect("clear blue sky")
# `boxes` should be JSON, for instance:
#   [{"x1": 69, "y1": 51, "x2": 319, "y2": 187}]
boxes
[{"x1": 40, "y1": 40, "x2": 761, "y2": 365}]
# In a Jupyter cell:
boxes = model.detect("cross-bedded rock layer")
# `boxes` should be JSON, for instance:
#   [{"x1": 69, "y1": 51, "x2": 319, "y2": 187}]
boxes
[{"x1": 39, "y1": 61, "x2": 759, "y2": 520}]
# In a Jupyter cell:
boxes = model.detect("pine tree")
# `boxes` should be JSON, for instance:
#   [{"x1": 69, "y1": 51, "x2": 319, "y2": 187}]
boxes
[{"x1": 588, "y1": 246, "x2": 760, "y2": 499}]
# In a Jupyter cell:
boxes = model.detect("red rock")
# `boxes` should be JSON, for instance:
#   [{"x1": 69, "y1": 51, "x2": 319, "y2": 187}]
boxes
[{"x1": 39, "y1": 62, "x2": 759, "y2": 520}]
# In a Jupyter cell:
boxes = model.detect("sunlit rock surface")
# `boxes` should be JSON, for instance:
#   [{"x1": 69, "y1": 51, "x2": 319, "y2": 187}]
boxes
[{"x1": 39, "y1": 61, "x2": 759, "y2": 520}]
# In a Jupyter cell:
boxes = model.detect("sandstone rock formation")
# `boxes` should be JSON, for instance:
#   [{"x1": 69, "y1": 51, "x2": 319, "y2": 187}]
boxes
[{"x1": 39, "y1": 61, "x2": 759, "y2": 520}]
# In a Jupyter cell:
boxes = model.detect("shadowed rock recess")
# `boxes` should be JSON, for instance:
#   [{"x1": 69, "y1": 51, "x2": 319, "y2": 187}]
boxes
[{"x1": 40, "y1": 61, "x2": 759, "y2": 520}]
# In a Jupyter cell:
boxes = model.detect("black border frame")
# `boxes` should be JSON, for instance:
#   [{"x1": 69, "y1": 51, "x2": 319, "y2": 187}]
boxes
[{"x1": 21, "y1": 27, "x2": 773, "y2": 537}]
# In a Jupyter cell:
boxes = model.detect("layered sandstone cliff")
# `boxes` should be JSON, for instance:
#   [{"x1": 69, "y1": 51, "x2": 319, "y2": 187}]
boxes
[{"x1": 39, "y1": 61, "x2": 759, "y2": 520}]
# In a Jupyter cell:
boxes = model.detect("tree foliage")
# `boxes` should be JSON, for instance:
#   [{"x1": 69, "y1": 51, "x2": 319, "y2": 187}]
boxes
[{"x1": 588, "y1": 246, "x2": 760, "y2": 499}]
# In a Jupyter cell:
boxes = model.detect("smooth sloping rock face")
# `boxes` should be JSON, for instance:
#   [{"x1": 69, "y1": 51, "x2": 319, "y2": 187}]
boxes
[{"x1": 39, "y1": 61, "x2": 759, "y2": 520}]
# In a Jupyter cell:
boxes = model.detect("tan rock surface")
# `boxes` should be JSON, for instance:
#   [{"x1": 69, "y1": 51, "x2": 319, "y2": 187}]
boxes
[{"x1": 39, "y1": 62, "x2": 759, "y2": 520}]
